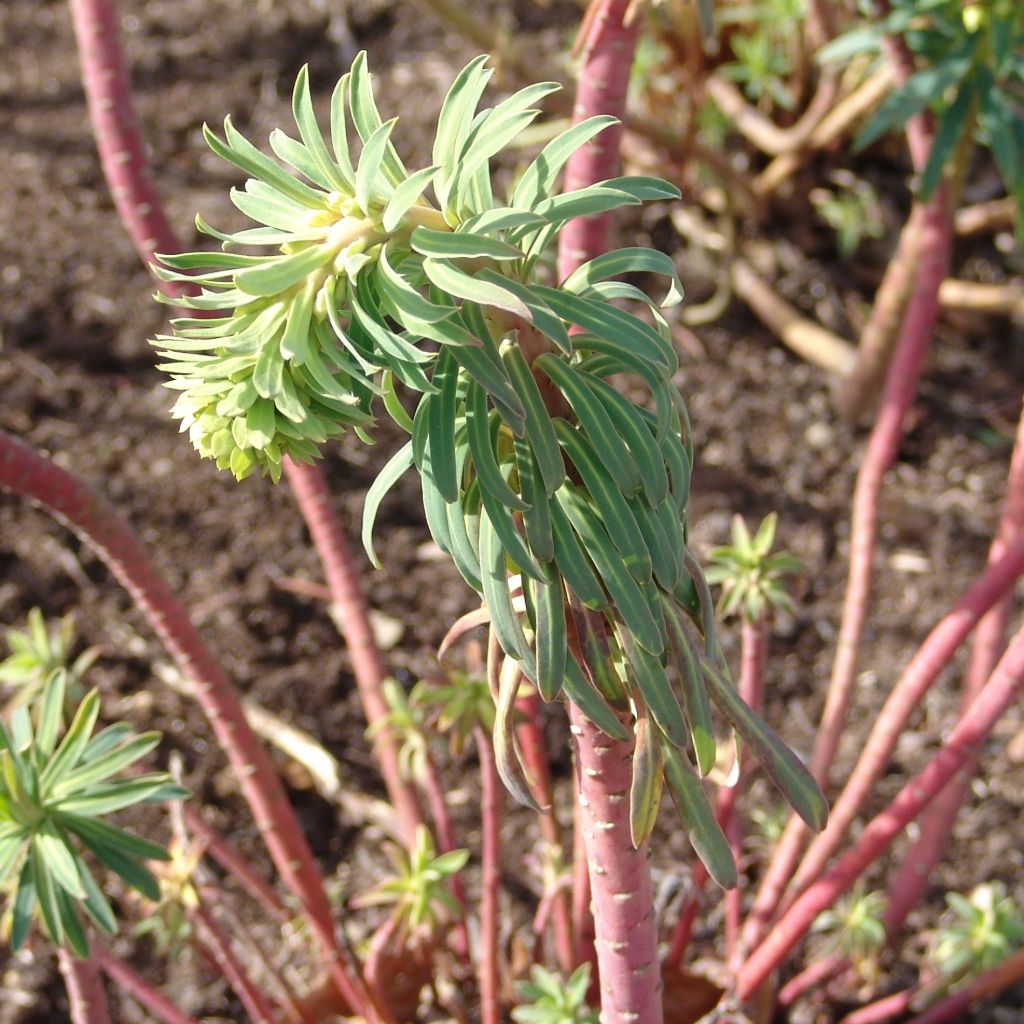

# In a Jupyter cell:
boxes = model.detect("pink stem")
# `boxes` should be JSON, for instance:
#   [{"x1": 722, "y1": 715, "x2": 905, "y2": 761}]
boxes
[
  {"x1": 516, "y1": 691, "x2": 574, "y2": 974},
  {"x1": 572, "y1": 801, "x2": 597, "y2": 975},
  {"x1": 283, "y1": 461, "x2": 424, "y2": 844},
  {"x1": 742, "y1": 180, "x2": 952, "y2": 954},
  {"x1": 838, "y1": 987, "x2": 918, "y2": 1024},
  {"x1": 58, "y1": 948, "x2": 112, "y2": 1024},
  {"x1": 195, "y1": 902, "x2": 280, "y2": 1024},
  {"x1": 68, "y1": 0, "x2": 183, "y2": 285},
  {"x1": 664, "y1": 883, "x2": 702, "y2": 971},
  {"x1": 183, "y1": 805, "x2": 289, "y2": 924},
  {"x1": 905, "y1": 946, "x2": 1024, "y2": 1024},
  {"x1": 570, "y1": 704, "x2": 662, "y2": 1024},
  {"x1": 777, "y1": 951, "x2": 849, "y2": 1007},
  {"x1": 475, "y1": 727, "x2": 502, "y2": 1024},
  {"x1": 556, "y1": 0, "x2": 641, "y2": 283},
  {"x1": 885, "y1": 406, "x2": 1024, "y2": 936},
  {"x1": 94, "y1": 945, "x2": 199, "y2": 1024},
  {"x1": 737, "y1": 618, "x2": 1024, "y2": 1000},
  {"x1": 787, "y1": 540, "x2": 1024, "y2": 900},
  {"x1": 69, "y1": 0, "x2": 425, "y2": 849},
  {"x1": 0, "y1": 431, "x2": 373, "y2": 1021}
]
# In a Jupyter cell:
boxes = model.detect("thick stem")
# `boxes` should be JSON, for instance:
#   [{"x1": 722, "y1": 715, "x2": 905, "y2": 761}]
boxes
[
  {"x1": 885, "y1": 403, "x2": 1024, "y2": 935},
  {"x1": 93, "y1": 945, "x2": 199, "y2": 1024},
  {"x1": 787, "y1": 541, "x2": 1024, "y2": 899},
  {"x1": 570, "y1": 704, "x2": 662, "y2": 1024},
  {"x1": 573, "y1": 800, "x2": 598, "y2": 975},
  {"x1": 283, "y1": 461, "x2": 424, "y2": 844},
  {"x1": 737, "y1": 619, "x2": 1024, "y2": 999},
  {"x1": 557, "y1": 0, "x2": 641, "y2": 281},
  {"x1": 0, "y1": 431, "x2": 372, "y2": 1021},
  {"x1": 59, "y1": 949, "x2": 112, "y2": 1024},
  {"x1": 476, "y1": 727, "x2": 503, "y2": 1024}
]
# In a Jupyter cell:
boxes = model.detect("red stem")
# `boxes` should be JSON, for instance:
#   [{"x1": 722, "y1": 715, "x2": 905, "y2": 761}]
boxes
[
  {"x1": 556, "y1": 0, "x2": 641, "y2": 283},
  {"x1": 905, "y1": 947, "x2": 1024, "y2": 1024},
  {"x1": 282, "y1": 461, "x2": 424, "y2": 844},
  {"x1": 0, "y1": 431, "x2": 373, "y2": 1021},
  {"x1": 787, "y1": 540, "x2": 1024, "y2": 900},
  {"x1": 195, "y1": 902, "x2": 280, "y2": 1024},
  {"x1": 475, "y1": 727, "x2": 502, "y2": 1024},
  {"x1": 516, "y1": 691, "x2": 574, "y2": 974},
  {"x1": 69, "y1": 0, "x2": 425, "y2": 848},
  {"x1": 737, "y1": 618, "x2": 1024, "y2": 999},
  {"x1": 885, "y1": 405, "x2": 1024, "y2": 936},
  {"x1": 183, "y1": 804, "x2": 289, "y2": 924},
  {"x1": 742, "y1": 181, "x2": 952, "y2": 955},
  {"x1": 838, "y1": 987, "x2": 918, "y2": 1024},
  {"x1": 58, "y1": 948, "x2": 112, "y2": 1024},
  {"x1": 572, "y1": 799, "x2": 597, "y2": 975},
  {"x1": 570, "y1": 704, "x2": 663, "y2": 1024},
  {"x1": 68, "y1": 0, "x2": 183, "y2": 285},
  {"x1": 777, "y1": 951, "x2": 849, "y2": 1007},
  {"x1": 94, "y1": 945, "x2": 200, "y2": 1024}
]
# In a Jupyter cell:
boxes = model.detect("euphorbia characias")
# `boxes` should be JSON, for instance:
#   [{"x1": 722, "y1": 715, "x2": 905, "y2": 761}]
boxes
[{"x1": 152, "y1": 53, "x2": 828, "y2": 1020}]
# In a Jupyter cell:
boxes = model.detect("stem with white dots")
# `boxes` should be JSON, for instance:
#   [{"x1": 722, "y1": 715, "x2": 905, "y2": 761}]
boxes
[{"x1": 570, "y1": 704, "x2": 662, "y2": 1024}]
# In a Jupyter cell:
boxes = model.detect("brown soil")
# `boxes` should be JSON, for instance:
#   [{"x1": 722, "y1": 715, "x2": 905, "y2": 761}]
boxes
[{"x1": 1, "y1": 1, "x2": 1023, "y2": 1021}]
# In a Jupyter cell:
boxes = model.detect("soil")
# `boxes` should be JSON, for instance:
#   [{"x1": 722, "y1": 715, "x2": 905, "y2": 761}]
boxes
[{"x1": 1, "y1": 0, "x2": 1023, "y2": 1021}]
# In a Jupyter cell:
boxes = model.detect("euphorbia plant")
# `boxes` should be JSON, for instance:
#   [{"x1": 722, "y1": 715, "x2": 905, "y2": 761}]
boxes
[{"x1": 150, "y1": 52, "x2": 827, "y2": 1022}]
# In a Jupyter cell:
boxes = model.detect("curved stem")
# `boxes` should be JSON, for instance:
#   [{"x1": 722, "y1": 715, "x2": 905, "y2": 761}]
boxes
[
  {"x1": 737, "y1": 619, "x2": 1024, "y2": 999},
  {"x1": 884, "y1": 404, "x2": 1024, "y2": 935},
  {"x1": 59, "y1": 948, "x2": 111, "y2": 1024},
  {"x1": 0, "y1": 430, "x2": 373, "y2": 1021}
]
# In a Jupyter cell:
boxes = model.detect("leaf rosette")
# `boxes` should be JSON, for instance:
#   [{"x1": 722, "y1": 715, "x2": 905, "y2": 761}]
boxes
[{"x1": 154, "y1": 54, "x2": 827, "y2": 885}]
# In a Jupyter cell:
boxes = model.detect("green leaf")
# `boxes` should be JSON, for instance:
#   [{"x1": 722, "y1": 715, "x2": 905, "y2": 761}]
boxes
[
  {"x1": 477, "y1": 273, "x2": 571, "y2": 354},
  {"x1": 411, "y1": 227, "x2": 524, "y2": 262},
  {"x1": 562, "y1": 247, "x2": 684, "y2": 307},
  {"x1": 531, "y1": 286, "x2": 677, "y2": 373},
  {"x1": 349, "y1": 51, "x2": 408, "y2": 186},
  {"x1": 549, "y1": 501, "x2": 608, "y2": 611},
  {"x1": 500, "y1": 345, "x2": 565, "y2": 494},
  {"x1": 11, "y1": 859, "x2": 35, "y2": 951},
  {"x1": 461, "y1": 208, "x2": 549, "y2": 236},
  {"x1": 35, "y1": 822, "x2": 84, "y2": 898},
  {"x1": 530, "y1": 186, "x2": 641, "y2": 227},
  {"x1": 32, "y1": 841, "x2": 63, "y2": 944},
  {"x1": 536, "y1": 355, "x2": 641, "y2": 496},
  {"x1": 492, "y1": 650, "x2": 542, "y2": 811},
  {"x1": 856, "y1": 49, "x2": 974, "y2": 151},
  {"x1": 60, "y1": 813, "x2": 171, "y2": 864},
  {"x1": 377, "y1": 246, "x2": 454, "y2": 324},
  {"x1": 478, "y1": 507, "x2": 535, "y2": 671},
  {"x1": 618, "y1": 626, "x2": 687, "y2": 749},
  {"x1": 424, "y1": 350, "x2": 461, "y2": 503},
  {"x1": 329, "y1": 73, "x2": 358, "y2": 188},
  {"x1": 514, "y1": 435, "x2": 553, "y2": 562},
  {"x1": 355, "y1": 117, "x2": 399, "y2": 212},
  {"x1": 36, "y1": 670, "x2": 67, "y2": 761},
  {"x1": 362, "y1": 441, "x2": 415, "y2": 568},
  {"x1": 630, "y1": 701, "x2": 664, "y2": 846},
  {"x1": 466, "y1": 380, "x2": 528, "y2": 511},
  {"x1": 512, "y1": 115, "x2": 618, "y2": 211},
  {"x1": 555, "y1": 485, "x2": 661, "y2": 653},
  {"x1": 703, "y1": 658, "x2": 828, "y2": 832},
  {"x1": 553, "y1": 420, "x2": 652, "y2": 584},
  {"x1": 919, "y1": 78, "x2": 975, "y2": 201},
  {"x1": 423, "y1": 258, "x2": 532, "y2": 319},
  {"x1": 382, "y1": 166, "x2": 441, "y2": 232},
  {"x1": 234, "y1": 243, "x2": 333, "y2": 297},
  {"x1": 433, "y1": 56, "x2": 494, "y2": 206},
  {"x1": 663, "y1": 742, "x2": 737, "y2": 889},
  {"x1": 40, "y1": 690, "x2": 100, "y2": 792},
  {"x1": 50, "y1": 733, "x2": 161, "y2": 799},
  {"x1": 292, "y1": 65, "x2": 350, "y2": 193},
  {"x1": 662, "y1": 599, "x2": 716, "y2": 776},
  {"x1": 204, "y1": 119, "x2": 324, "y2": 208},
  {"x1": 55, "y1": 775, "x2": 176, "y2": 816},
  {"x1": 561, "y1": 655, "x2": 630, "y2": 740},
  {"x1": 596, "y1": 176, "x2": 681, "y2": 202},
  {"x1": 531, "y1": 566, "x2": 567, "y2": 701}
]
